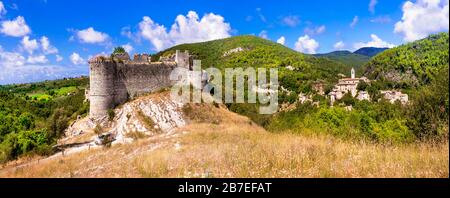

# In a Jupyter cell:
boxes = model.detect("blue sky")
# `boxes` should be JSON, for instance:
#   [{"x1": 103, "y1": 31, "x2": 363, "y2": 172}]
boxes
[{"x1": 0, "y1": 0, "x2": 448, "y2": 84}]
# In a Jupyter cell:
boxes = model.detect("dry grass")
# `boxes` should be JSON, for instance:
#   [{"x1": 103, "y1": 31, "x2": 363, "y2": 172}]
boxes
[
  {"x1": 135, "y1": 123, "x2": 448, "y2": 178},
  {"x1": 0, "y1": 103, "x2": 448, "y2": 178}
]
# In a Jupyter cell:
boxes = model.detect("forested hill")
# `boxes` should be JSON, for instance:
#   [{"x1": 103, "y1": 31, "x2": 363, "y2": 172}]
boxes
[
  {"x1": 363, "y1": 32, "x2": 449, "y2": 87},
  {"x1": 154, "y1": 35, "x2": 352, "y2": 87}
]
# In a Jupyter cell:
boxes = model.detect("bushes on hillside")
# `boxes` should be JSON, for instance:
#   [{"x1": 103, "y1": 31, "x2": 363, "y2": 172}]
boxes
[
  {"x1": 0, "y1": 78, "x2": 89, "y2": 163},
  {"x1": 268, "y1": 101, "x2": 414, "y2": 143}
]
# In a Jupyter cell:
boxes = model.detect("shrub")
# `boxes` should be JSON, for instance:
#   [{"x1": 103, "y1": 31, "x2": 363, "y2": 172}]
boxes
[{"x1": 108, "y1": 109, "x2": 115, "y2": 121}]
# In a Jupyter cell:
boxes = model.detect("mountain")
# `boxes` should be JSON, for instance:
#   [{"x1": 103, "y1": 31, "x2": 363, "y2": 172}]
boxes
[
  {"x1": 354, "y1": 47, "x2": 389, "y2": 57},
  {"x1": 314, "y1": 50, "x2": 371, "y2": 68},
  {"x1": 363, "y1": 32, "x2": 449, "y2": 87},
  {"x1": 154, "y1": 35, "x2": 352, "y2": 90}
]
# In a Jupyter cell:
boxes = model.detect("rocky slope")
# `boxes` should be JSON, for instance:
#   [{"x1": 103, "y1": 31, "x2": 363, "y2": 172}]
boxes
[{"x1": 63, "y1": 90, "x2": 188, "y2": 146}]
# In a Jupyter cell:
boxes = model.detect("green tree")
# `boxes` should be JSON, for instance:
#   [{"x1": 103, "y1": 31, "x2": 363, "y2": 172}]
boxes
[{"x1": 113, "y1": 46, "x2": 126, "y2": 54}]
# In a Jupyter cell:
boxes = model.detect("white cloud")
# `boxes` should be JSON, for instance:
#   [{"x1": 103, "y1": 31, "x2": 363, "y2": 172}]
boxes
[
  {"x1": 370, "y1": 15, "x2": 392, "y2": 23},
  {"x1": 281, "y1": 15, "x2": 301, "y2": 27},
  {"x1": 394, "y1": 0, "x2": 449, "y2": 42},
  {"x1": 350, "y1": 16, "x2": 359, "y2": 28},
  {"x1": 55, "y1": 54, "x2": 63, "y2": 62},
  {"x1": 122, "y1": 43, "x2": 134, "y2": 53},
  {"x1": 353, "y1": 34, "x2": 396, "y2": 49},
  {"x1": 0, "y1": 46, "x2": 87, "y2": 85},
  {"x1": 70, "y1": 52, "x2": 85, "y2": 65},
  {"x1": 0, "y1": 47, "x2": 25, "y2": 67},
  {"x1": 256, "y1": 8, "x2": 267, "y2": 23},
  {"x1": 369, "y1": 0, "x2": 378, "y2": 13},
  {"x1": 277, "y1": 36, "x2": 286, "y2": 45},
  {"x1": 21, "y1": 36, "x2": 39, "y2": 54},
  {"x1": 139, "y1": 16, "x2": 171, "y2": 51},
  {"x1": 316, "y1": 25, "x2": 326, "y2": 34},
  {"x1": 138, "y1": 11, "x2": 232, "y2": 51},
  {"x1": 295, "y1": 35, "x2": 319, "y2": 54},
  {"x1": 76, "y1": 27, "x2": 109, "y2": 44},
  {"x1": 304, "y1": 25, "x2": 326, "y2": 35},
  {"x1": 258, "y1": 30, "x2": 268, "y2": 39},
  {"x1": 334, "y1": 41, "x2": 346, "y2": 50},
  {"x1": 27, "y1": 55, "x2": 48, "y2": 64},
  {"x1": 0, "y1": 16, "x2": 31, "y2": 37},
  {"x1": 40, "y1": 36, "x2": 58, "y2": 54},
  {"x1": 0, "y1": 1, "x2": 6, "y2": 16}
]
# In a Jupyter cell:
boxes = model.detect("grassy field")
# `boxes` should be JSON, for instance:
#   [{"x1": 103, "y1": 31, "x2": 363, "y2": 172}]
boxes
[
  {"x1": 28, "y1": 86, "x2": 78, "y2": 101},
  {"x1": 1, "y1": 104, "x2": 447, "y2": 178}
]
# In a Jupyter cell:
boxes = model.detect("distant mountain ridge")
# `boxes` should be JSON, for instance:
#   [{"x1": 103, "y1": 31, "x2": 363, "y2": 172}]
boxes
[
  {"x1": 354, "y1": 47, "x2": 389, "y2": 57},
  {"x1": 314, "y1": 50, "x2": 371, "y2": 68}
]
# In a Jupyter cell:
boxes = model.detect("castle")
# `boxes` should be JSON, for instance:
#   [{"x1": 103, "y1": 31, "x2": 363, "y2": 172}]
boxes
[{"x1": 87, "y1": 50, "x2": 194, "y2": 119}]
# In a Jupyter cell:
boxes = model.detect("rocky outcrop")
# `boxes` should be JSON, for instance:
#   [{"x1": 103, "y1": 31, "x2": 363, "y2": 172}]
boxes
[{"x1": 64, "y1": 91, "x2": 187, "y2": 145}]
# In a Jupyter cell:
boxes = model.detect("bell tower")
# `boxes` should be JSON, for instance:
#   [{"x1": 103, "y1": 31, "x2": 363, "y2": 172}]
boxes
[{"x1": 351, "y1": 68, "x2": 355, "y2": 79}]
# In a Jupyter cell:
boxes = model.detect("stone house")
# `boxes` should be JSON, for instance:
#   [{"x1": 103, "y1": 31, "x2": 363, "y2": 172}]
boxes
[{"x1": 380, "y1": 90, "x2": 409, "y2": 105}]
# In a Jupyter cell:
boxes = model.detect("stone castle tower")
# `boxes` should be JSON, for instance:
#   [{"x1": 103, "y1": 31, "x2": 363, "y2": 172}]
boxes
[{"x1": 88, "y1": 50, "x2": 192, "y2": 119}]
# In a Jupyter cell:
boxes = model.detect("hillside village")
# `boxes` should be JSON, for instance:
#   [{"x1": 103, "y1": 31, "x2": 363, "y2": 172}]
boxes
[{"x1": 289, "y1": 67, "x2": 409, "y2": 111}]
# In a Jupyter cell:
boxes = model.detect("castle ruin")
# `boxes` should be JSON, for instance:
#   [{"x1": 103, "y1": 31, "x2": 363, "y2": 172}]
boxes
[{"x1": 88, "y1": 50, "x2": 194, "y2": 119}]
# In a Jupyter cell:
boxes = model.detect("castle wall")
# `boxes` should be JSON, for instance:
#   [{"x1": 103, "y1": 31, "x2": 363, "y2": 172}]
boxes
[
  {"x1": 88, "y1": 50, "x2": 196, "y2": 119},
  {"x1": 117, "y1": 62, "x2": 177, "y2": 98}
]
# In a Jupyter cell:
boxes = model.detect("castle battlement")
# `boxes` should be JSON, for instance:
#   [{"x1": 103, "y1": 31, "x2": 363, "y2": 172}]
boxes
[{"x1": 88, "y1": 50, "x2": 192, "y2": 119}]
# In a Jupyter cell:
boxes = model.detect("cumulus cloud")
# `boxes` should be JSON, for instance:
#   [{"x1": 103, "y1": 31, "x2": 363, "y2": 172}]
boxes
[
  {"x1": 0, "y1": 46, "x2": 86, "y2": 85},
  {"x1": 277, "y1": 36, "x2": 286, "y2": 45},
  {"x1": 0, "y1": 63, "x2": 87, "y2": 85},
  {"x1": 76, "y1": 27, "x2": 109, "y2": 44},
  {"x1": 40, "y1": 36, "x2": 58, "y2": 54},
  {"x1": 394, "y1": 0, "x2": 449, "y2": 42},
  {"x1": 295, "y1": 35, "x2": 319, "y2": 54},
  {"x1": 138, "y1": 11, "x2": 232, "y2": 51},
  {"x1": 334, "y1": 41, "x2": 346, "y2": 50},
  {"x1": 353, "y1": 34, "x2": 396, "y2": 49},
  {"x1": 369, "y1": 0, "x2": 378, "y2": 13},
  {"x1": 281, "y1": 15, "x2": 301, "y2": 27},
  {"x1": 138, "y1": 17, "x2": 171, "y2": 51},
  {"x1": 0, "y1": 47, "x2": 25, "y2": 67},
  {"x1": 0, "y1": 16, "x2": 31, "y2": 37},
  {"x1": 70, "y1": 52, "x2": 85, "y2": 65},
  {"x1": 350, "y1": 16, "x2": 359, "y2": 28},
  {"x1": 20, "y1": 35, "x2": 58, "y2": 55},
  {"x1": 21, "y1": 36, "x2": 39, "y2": 54},
  {"x1": 0, "y1": 1, "x2": 6, "y2": 16},
  {"x1": 27, "y1": 55, "x2": 48, "y2": 64}
]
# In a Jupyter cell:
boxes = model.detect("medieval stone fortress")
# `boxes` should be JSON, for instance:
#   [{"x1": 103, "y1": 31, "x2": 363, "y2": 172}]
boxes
[{"x1": 87, "y1": 50, "x2": 193, "y2": 119}]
